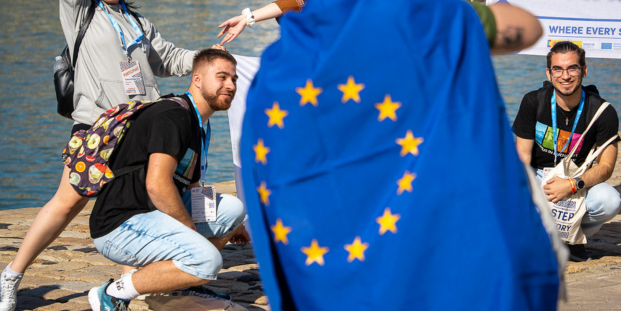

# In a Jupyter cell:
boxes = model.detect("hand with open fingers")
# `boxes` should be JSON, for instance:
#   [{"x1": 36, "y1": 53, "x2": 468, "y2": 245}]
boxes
[
  {"x1": 543, "y1": 176, "x2": 573, "y2": 203},
  {"x1": 229, "y1": 223, "x2": 251, "y2": 245},
  {"x1": 210, "y1": 44, "x2": 227, "y2": 51},
  {"x1": 217, "y1": 15, "x2": 248, "y2": 45}
]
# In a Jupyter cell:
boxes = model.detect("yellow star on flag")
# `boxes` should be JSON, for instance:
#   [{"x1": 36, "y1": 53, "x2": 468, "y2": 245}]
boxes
[
  {"x1": 271, "y1": 219, "x2": 292, "y2": 245},
  {"x1": 375, "y1": 94, "x2": 401, "y2": 121},
  {"x1": 301, "y1": 239, "x2": 329, "y2": 266},
  {"x1": 338, "y1": 76, "x2": 365, "y2": 103},
  {"x1": 296, "y1": 79, "x2": 323, "y2": 106},
  {"x1": 344, "y1": 236, "x2": 369, "y2": 262},
  {"x1": 396, "y1": 130, "x2": 424, "y2": 156},
  {"x1": 376, "y1": 208, "x2": 400, "y2": 235},
  {"x1": 257, "y1": 181, "x2": 272, "y2": 206},
  {"x1": 397, "y1": 170, "x2": 416, "y2": 195},
  {"x1": 253, "y1": 138, "x2": 270, "y2": 165},
  {"x1": 265, "y1": 102, "x2": 288, "y2": 129}
]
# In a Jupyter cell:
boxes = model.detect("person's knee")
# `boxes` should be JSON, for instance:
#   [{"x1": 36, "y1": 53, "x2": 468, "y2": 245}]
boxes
[
  {"x1": 601, "y1": 190, "x2": 621, "y2": 219},
  {"x1": 218, "y1": 194, "x2": 246, "y2": 226},
  {"x1": 588, "y1": 184, "x2": 621, "y2": 220},
  {"x1": 177, "y1": 240, "x2": 223, "y2": 279}
]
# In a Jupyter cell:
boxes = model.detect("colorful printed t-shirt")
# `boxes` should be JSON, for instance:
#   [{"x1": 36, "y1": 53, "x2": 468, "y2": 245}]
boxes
[
  {"x1": 513, "y1": 86, "x2": 619, "y2": 169},
  {"x1": 90, "y1": 94, "x2": 203, "y2": 238}
]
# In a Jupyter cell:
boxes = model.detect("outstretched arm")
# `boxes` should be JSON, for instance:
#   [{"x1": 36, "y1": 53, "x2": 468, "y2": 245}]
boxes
[
  {"x1": 217, "y1": 3, "x2": 284, "y2": 45},
  {"x1": 488, "y1": 3, "x2": 543, "y2": 54},
  {"x1": 217, "y1": 0, "x2": 305, "y2": 45}
]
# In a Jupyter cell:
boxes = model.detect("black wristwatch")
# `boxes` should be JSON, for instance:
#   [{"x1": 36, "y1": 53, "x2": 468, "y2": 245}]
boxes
[{"x1": 574, "y1": 177, "x2": 585, "y2": 191}]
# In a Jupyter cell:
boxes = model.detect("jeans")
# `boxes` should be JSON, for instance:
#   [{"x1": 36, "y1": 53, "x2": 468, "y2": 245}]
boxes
[
  {"x1": 93, "y1": 193, "x2": 246, "y2": 280},
  {"x1": 536, "y1": 169, "x2": 621, "y2": 237}
]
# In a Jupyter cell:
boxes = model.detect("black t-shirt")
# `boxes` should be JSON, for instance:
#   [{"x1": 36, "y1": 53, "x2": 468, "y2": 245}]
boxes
[
  {"x1": 513, "y1": 86, "x2": 619, "y2": 169},
  {"x1": 90, "y1": 95, "x2": 203, "y2": 238}
]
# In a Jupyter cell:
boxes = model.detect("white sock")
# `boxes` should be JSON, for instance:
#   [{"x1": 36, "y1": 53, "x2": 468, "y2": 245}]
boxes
[
  {"x1": 4, "y1": 262, "x2": 24, "y2": 278},
  {"x1": 105, "y1": 273, "x2": 140, "y2": 301}
]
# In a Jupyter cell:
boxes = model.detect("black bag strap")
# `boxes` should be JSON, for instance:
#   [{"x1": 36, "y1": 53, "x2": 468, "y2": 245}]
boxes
[
  {"x1": 535, "y1": 81, "x2": 551, "y2": 121},
  {"x1": 113, "y1": 164, "x2": 145, "y2": 177},
  {"x1": 127, "y1": 8, "x2": 146, "y2": 35},
  {"x1": 71, "y1": 1, "x2": 146, "y2": 68},
  {"x1": 71, "y1": 0, "x2": 98, "y2": 68}
]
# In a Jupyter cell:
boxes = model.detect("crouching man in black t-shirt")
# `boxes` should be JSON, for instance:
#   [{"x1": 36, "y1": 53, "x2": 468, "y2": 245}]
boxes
[
  {"x1": 87, "y1": 48, "x2": 249, "y2": 311},
  {"x1": 513, "y1": 41, "x2": 621, "y2": 262}
]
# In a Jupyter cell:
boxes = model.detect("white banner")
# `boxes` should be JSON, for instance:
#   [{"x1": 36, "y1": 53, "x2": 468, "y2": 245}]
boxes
[{"x1": 488, "y1": 0, "x2": 621, "y2": 59}]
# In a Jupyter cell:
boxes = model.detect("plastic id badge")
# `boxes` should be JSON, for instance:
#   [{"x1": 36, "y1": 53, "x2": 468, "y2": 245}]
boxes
[
  {"x1": 191, "y1": 186, "x2": 217, "y2": 223},
  {"x1": 542, "y1": 167, "x2": 554, "y2": 183},
  {"x1": 120, "y1": 60, "x2": 146, "y2": 95}
]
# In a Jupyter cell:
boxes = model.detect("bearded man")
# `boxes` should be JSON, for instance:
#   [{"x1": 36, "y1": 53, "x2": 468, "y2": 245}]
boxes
[
  {"x1": 86, "y1": 48, "x2": 249, "y2": 311},
  {"x1": 513, "y1": 41, "x2": 621, "y2": 262}
]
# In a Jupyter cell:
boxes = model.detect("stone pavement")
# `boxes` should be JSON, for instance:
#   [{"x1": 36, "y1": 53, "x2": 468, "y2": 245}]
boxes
[
  {"x1": 2, "y1": 162, "x2": 621, "y2": 310},
  {"x1": 0, "y1": 181, "x2": 269, "y2": 311},
  {"x1": 557, "y1": 142, "x2": 621, "y2": 311}
]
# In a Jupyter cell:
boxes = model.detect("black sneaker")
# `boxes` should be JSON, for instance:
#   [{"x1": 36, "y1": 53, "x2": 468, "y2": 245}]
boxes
[
  {"x1": 567, "y1": 244, "x2": 591, "y2": 262},
  {"x1": 183, "y1": 286, "x2": 231, "y2": 300}
]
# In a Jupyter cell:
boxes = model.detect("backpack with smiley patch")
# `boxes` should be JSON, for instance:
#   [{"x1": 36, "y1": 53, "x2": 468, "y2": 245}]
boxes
[{"x1": 62, "y1": 95, "x2": 189, "y2": 197}]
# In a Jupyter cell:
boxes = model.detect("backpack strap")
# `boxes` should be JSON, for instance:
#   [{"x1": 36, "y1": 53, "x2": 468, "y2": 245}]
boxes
[
  {"x1": 113, "y1": 164, "x2": 145, "y2": 177},
  {"x1": 71, "y1": 0, "x2": 98, "y2": 68},
  {"x1": 126, "y1": 7, "x2": 146, "y2": 35},
  {"x1": 583, "y1": 87, "x2": 606, "y2": 125},
  {"x1": 535, "y1": 81, "x2": 552, "y2": 121}
]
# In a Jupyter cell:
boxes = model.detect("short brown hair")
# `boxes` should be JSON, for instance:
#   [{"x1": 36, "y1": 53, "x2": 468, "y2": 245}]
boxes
[
  {"x1": 546, "y1": 41, "x2": 586, "y2": 68},
  {"x1": 192, "y1": 49, "x2": 237, "y2": 74}
]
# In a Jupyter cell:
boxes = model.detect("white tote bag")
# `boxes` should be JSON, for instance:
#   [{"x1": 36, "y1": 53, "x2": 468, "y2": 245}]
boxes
[{"x1": 542, "y1": 102, "x2": 617, "y2": 244}]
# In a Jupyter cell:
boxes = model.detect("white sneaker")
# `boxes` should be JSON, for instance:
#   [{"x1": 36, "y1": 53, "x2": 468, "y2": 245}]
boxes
[{"x1": 0, "y1": 268, "x2": 22, "y2": 311}]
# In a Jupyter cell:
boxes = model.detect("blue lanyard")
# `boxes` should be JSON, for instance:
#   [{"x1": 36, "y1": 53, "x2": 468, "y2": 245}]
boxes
[
  {"x1": 552, "y1": 89, "x2": 585, "y2": 164},
  {"x1": 186, "y1": 92, "x2": 211, "y2": 184},
  {"x1": 97, "y1": 0, "x2": 144, "y2": 57}
]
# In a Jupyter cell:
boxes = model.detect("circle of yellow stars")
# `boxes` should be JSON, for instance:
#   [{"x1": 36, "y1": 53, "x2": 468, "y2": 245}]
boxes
[{"x1": 255, "y1": 75, "x2": 423, "y2": 266}]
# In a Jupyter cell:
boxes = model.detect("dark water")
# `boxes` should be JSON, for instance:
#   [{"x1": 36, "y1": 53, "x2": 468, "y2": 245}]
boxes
[{"x1": 0, "y1": 1, "x2": 620, "y2": 210}]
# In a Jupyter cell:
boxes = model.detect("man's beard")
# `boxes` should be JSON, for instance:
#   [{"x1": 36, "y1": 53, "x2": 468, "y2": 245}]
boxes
[
  {"x1": 553, "y1": 75, "x2": 582, "y2": 97},
  {"x1": 202, "y1": 89, "x2": 232, "y2": 111}
]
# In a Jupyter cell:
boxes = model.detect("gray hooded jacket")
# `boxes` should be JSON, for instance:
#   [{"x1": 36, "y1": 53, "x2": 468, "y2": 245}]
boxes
[{"x1": 60, "y1": 0, "x2": 197, "y2": 125}]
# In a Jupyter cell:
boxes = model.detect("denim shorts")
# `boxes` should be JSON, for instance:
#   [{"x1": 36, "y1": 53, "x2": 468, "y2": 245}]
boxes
[{"x1": 93, "y1": 193, "x2": 246, "y2": 280}]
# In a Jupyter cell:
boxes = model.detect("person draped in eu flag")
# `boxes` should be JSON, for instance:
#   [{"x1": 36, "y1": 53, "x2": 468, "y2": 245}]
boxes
[{"x1": 240, "y1": 0, "x2": 561, "y2": 310}]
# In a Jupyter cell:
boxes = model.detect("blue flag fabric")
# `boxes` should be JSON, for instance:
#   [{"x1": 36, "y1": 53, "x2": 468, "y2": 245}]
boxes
[{"x1": 240, "y1": 0, "x2": 559, "y2": 310}]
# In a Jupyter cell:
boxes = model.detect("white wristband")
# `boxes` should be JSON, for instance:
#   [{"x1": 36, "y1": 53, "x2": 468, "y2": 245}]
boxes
[{"x1": 242, "y1": 8, "x2": 255, "y2": 28}]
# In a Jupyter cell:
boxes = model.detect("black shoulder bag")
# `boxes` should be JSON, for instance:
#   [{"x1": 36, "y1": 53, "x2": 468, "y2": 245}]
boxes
[
  {"x1": 54, "y1": 0, "x2": 98, "y2": 119},
  {"x1": 54, "y1": 1, "x2": 146, "y2": 120}
]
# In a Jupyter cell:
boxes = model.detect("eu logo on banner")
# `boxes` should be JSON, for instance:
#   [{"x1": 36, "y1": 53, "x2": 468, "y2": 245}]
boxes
[{"x1": 240, "y1": 0, "x2": 560, "y2": 310}]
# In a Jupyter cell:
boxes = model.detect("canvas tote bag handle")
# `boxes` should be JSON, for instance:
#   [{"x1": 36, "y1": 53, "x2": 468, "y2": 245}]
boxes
[
  {"x1": 562, "y1": 102, "x2": 610, "y2": 171},
  {"x1": 573, "y1": 134, "x2": 619, "y2": 177}
]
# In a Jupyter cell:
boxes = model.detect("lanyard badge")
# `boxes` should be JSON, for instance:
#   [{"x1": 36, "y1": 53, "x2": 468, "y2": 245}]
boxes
[
  {"x1": 98, "y1": 0, "x2": 147, "y2": 95},
  {"x1": 97, "y1": 0, "x2": 144, "y2": 57},
  {"x1": 551, "y1": 89, "x2": 585, "y2": 164},
  {"x1": 186, "y1": 92, "x2": 210, "y2": 185},
  {"x1": 185, "y1": 92, "x2": 215, "y2": 222},
  {"x1": 191, "y1": 186, "x2": 217, "y2": 223}
]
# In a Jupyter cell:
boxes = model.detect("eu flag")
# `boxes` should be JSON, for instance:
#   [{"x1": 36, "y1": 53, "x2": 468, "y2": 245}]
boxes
[{"x1": 240, "y1": 0, "x2": 559, "y2": 310}]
